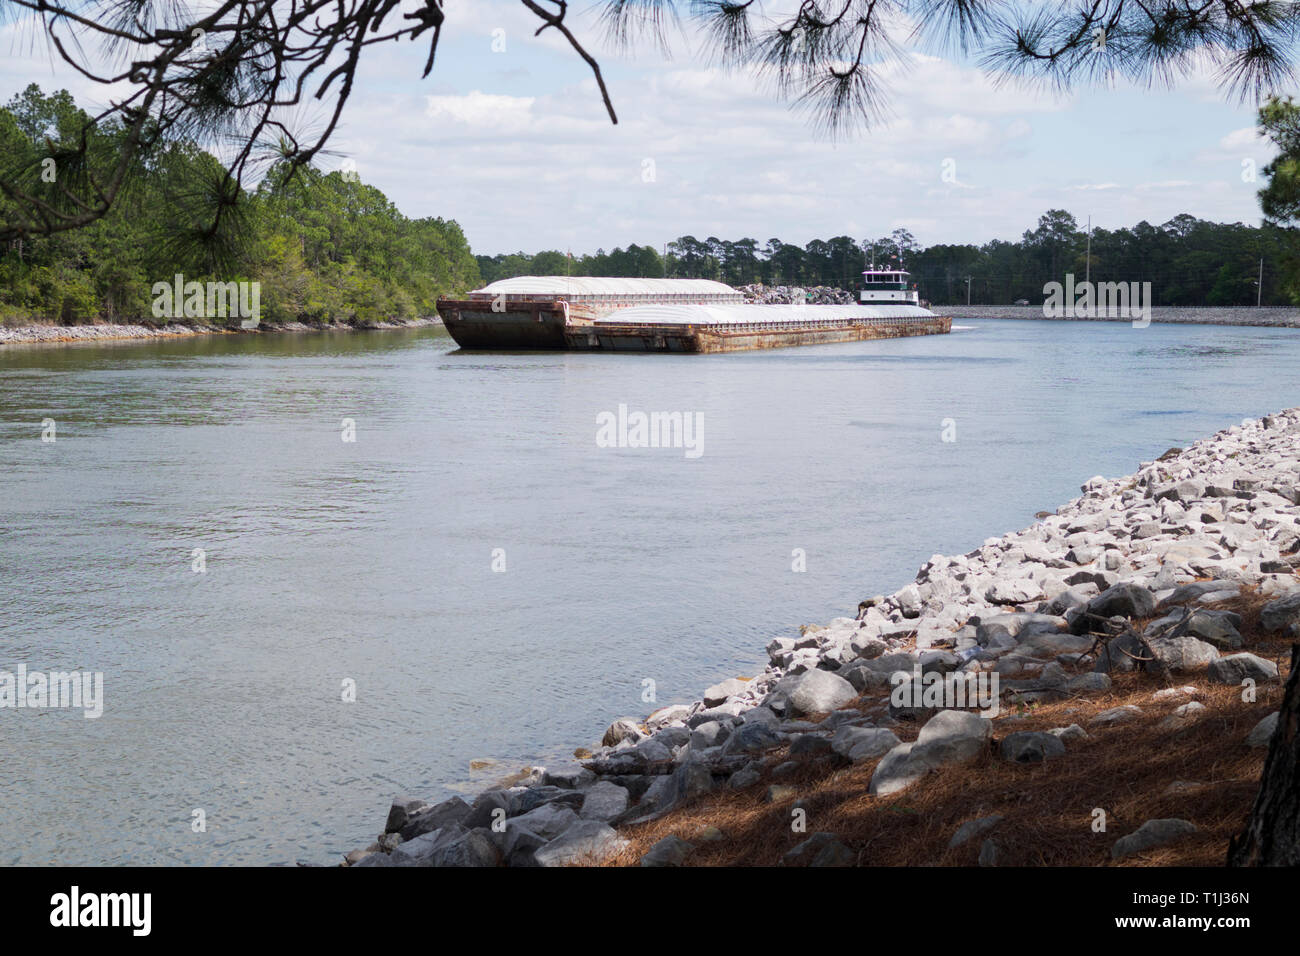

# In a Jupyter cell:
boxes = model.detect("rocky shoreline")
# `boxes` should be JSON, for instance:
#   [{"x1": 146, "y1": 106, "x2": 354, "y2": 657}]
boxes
[
  {"x1": 0, "y1": 317, "x2": 439, "y2": 347},
  {"x1": 931, "y1": 304, "x2": 1300, "y2": 327},
  {"x1": 345, "y1": 408, "x2": 1300, "y2": 868}
]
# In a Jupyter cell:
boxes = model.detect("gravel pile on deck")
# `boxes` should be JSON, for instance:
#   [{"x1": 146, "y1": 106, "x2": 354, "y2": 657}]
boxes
[{"x1": 738, "y1": 284, "x2": 853, "y2": 305}]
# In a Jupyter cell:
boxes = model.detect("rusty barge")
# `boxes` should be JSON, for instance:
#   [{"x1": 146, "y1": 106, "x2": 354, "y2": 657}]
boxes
[{"x1": 436, "y1": 276, "x2": 949, "y2": 353}]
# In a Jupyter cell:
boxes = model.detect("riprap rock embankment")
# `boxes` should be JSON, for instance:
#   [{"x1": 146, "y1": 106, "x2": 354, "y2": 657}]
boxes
[{"x1": 347, "y1": 409, "x2": 1300, "y2": 867}]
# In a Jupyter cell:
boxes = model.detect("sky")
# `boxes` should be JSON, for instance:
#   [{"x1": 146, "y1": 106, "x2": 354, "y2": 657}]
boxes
[{"x1": 0, "y1": 0, "x2": 1280, "y2": 257}]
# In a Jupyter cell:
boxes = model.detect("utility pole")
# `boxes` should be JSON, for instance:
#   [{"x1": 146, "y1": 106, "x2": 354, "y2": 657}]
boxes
[
  {"x1": 1258, "y1": 257, "x2": 1264, "y2": 306},
  {"x1": 965, "y1": 275, "x2": 972, "y2": 305},
  {"x1": 1085, "y1": 215, "x2": 1092, "y2": 287}
]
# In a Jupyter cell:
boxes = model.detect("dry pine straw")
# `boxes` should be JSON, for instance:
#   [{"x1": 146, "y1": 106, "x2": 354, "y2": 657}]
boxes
[{"x1": 602, "y1": 587, "x2": 1294, "y2": 867}]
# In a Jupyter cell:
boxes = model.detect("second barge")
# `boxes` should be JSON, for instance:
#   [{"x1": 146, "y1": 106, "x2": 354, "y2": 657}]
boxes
[{"x1": 436, "y1": 275, "x2": 950, "y2": 353}]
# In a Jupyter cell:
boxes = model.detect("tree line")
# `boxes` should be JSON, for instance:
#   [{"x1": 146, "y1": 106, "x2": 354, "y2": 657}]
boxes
[
  {"x1": 10, "y1": 82, "x2": 1300, "y2": 324},
  {"x1": 477, "y1": 213, "x2": 1300, "y2": 307},
  {"x1": 0, "y1": 85, "x2": 480, "y2": 327}
]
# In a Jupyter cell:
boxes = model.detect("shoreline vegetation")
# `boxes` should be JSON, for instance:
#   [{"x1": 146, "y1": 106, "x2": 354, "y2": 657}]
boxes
[
  {"x1": 1, "y1": 86, "x2": 479, "y2": 332},
  {"x1": 344, "y1": 408, "x2": 1300, "y2": 868}
]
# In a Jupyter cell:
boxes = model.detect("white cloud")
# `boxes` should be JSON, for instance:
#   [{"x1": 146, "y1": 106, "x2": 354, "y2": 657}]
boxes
[
  {"x1": 425, "y1": 91, "x2": 537, "y2": 130},
  {"x1": 1220, "y1": 126, "x2": 1268, "y2": 151}
]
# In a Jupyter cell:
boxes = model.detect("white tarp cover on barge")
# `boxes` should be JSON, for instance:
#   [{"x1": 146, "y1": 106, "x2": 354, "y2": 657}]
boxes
[
  {"x1": 594, "y1": 303, "x2": 935, "y2": 326},
  {"x1": 473, "y1": 276, "x2": 742, "y2": 301}
]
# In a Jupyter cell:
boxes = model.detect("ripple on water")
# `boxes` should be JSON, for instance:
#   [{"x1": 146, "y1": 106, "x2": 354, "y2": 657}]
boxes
[{"x1": 2, "y1": 319, "x2": 1299, "y2": 863}]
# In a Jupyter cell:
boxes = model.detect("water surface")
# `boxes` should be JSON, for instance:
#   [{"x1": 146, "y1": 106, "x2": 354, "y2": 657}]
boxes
[{"x1": 1, "y1": 319, "x2": 1296, "y2": 864}]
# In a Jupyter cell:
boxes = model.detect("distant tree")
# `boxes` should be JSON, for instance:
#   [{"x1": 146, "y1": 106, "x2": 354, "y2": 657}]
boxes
[
  {"x1": 909, "y1": 242, "x2": 981, "y2": 303},
  {"x1": 1023, "y1": 209, "x2": 1083, "y2": 280},
  {"x1": 1162, "y1": 213, "x2": 1201, "y2": 240},
  {"x1": 726, "y1": 238, "x2": 760, "y2": 285},
  {"x1": 890, "y1": 228, "x2": 918, "y2": 261},
  {"x1": 631, "y1": 243, "x2": 664, "y2": 277},
  {"x1": 863, "y1": 231, "x2": 917, "y2": 273},
  {"x1": 1207, "y1": 262, "x2": 1247, "y2": 304},
  {"x1": 759, "y1": 238, "x2": 781, "y2": 284},
  {"x1": 804, "y1": 238, "x2": 833, "y2": 285},
  {"x1": 825, "y1": 236, "x2": 865, "y2": 287},
  {"x1": 667, "y1": 236, "x2": 709, "y2": 277},
  {"x1": 769, "y1": 239, "x2": 804, "y2": 285},
  {"x1": 528, "y1": 250, "x2": 568, "y2": 275}
]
